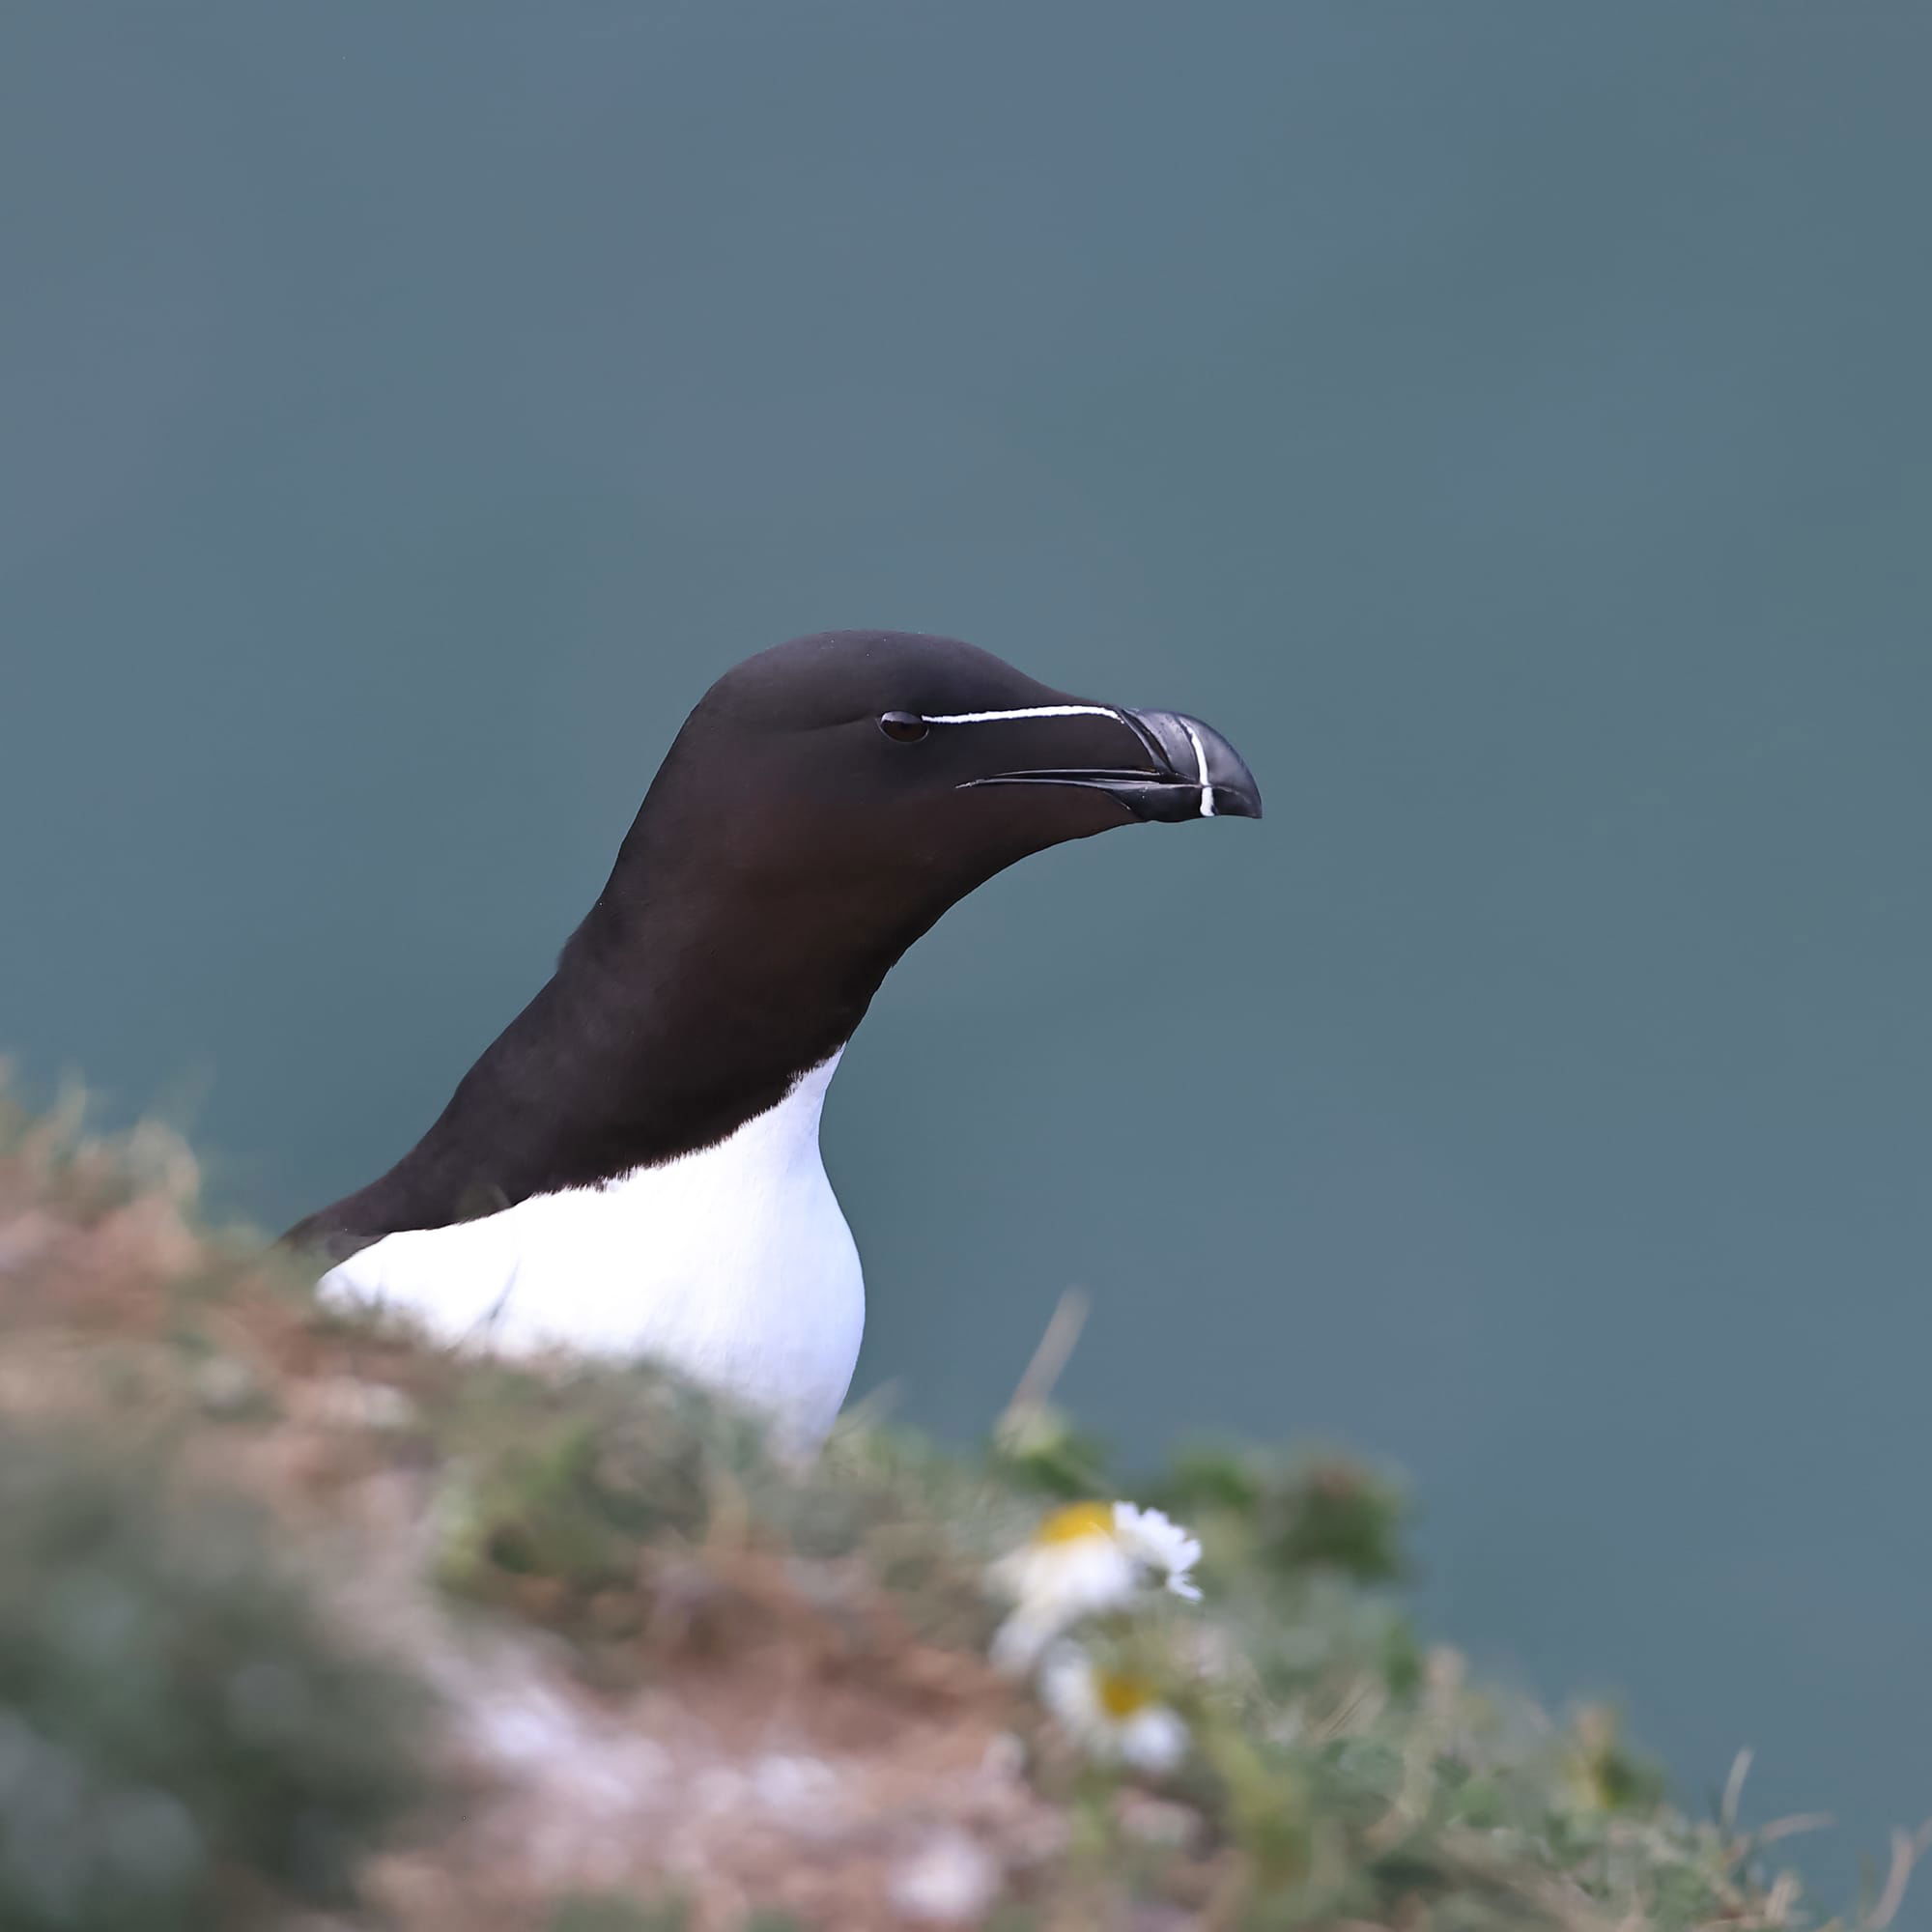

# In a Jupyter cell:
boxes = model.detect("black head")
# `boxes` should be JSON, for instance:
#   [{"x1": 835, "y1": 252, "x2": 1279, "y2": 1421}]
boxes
[{"x1": 615, "y1": 630, "x2": 1261, "y2": 929}]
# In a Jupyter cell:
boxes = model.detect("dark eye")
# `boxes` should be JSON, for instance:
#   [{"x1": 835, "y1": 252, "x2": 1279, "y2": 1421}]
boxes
[{"x1": 878, "y1": 711, "x2": 930, "y2": 744}]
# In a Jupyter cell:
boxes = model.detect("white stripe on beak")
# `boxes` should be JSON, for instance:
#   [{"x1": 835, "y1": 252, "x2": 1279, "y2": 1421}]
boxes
[
  {"x1": 920, "y1": 704, "x2": 1122, "y2": 724},
  {"x1": 1179, "y1": 718, "x2": 1216, "y2": 818}
]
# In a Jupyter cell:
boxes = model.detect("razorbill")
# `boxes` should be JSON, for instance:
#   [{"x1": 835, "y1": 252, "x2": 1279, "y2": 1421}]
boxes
[{"x1": 286, "y1": 630, "x2": 1261, "y2": 1445}]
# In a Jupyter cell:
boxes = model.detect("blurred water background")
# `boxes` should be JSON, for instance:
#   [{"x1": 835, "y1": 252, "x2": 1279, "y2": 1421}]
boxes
[{"x1": 3, "y1": 4, "x2": 1928, "y2": 1894}]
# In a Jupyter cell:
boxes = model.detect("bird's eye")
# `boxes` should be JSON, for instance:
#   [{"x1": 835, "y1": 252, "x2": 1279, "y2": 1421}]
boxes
[{"x1": 878, "y1": 711, "x2": 930, "y2": 744}]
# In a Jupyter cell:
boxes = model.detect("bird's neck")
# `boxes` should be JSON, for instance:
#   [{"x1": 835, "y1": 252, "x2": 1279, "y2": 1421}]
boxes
[
  {"x1": 391, "y1": 864, "x2": 939, "y2": 1216},
  {"x1": 298, "y1": 815, "x2": 976, "y2": 1253}
]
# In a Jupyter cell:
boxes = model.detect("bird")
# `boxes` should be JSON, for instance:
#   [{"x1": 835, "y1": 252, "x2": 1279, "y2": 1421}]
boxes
[{"x1": 285, "y1": 629, "x2": 1261, "y2": 1447}]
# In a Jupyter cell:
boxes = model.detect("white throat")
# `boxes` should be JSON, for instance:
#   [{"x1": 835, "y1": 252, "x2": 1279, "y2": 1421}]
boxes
[{"x1": 317, "y1": 1050, "x2": 863, "y2": 1448}]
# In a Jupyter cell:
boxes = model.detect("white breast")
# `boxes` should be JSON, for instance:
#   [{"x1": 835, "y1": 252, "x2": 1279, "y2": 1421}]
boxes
[{"x1": 316, "y1": 1052, "x2": 863, "y2": 1448}]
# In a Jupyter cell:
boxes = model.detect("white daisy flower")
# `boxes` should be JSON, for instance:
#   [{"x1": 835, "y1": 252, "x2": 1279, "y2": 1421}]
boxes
[
  {"x1": 1111, "y1": 1503, "x2": 1203, "y2": 1602},
  {"x1": 987, "y1": 1500, "x2": 1139, "y2": 1671},
  {"x1": 1039, "y1": 1646, "x2": 1189, "y2": 1776},
  {"x1": 986, "y1": 1499, "x2": 1204, "y2": 1671}
]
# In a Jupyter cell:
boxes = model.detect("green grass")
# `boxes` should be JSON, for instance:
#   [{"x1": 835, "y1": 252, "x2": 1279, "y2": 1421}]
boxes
[{"x1": 0, "y1": 1424, "x2": 428, "y2": 1932}]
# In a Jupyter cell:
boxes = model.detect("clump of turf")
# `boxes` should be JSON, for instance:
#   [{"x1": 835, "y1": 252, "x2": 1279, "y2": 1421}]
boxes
[{"x1": 0, "y1": 1422, "x2": 428, "y2": 1932}]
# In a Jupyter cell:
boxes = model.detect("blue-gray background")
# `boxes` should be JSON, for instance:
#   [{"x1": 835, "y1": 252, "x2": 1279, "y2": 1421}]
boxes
[{"x1": 4, "y1": 3, "x2": 1927, "y2": 1893}]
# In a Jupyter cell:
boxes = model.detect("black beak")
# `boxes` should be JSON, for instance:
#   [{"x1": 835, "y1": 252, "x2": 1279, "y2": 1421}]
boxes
[{"x1": 960, "y1": 706, "x2": 1263, "y2": 822}]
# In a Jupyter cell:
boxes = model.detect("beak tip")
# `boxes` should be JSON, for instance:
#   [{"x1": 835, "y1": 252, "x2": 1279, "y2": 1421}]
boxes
[{"x1": 1137, "y1": 709, "x2": 1262, "y2": 825}]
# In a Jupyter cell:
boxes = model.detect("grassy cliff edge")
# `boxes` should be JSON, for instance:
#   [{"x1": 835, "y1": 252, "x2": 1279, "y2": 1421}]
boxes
[{"x1": 0, "y1": 1087, "x2": 1905, "y2": 1932}]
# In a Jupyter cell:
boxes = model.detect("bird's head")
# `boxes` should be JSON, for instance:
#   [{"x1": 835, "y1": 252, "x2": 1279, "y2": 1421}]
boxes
[
  {"x1": 582, "y1": 629, "x2": 1263, "y2": 1029},
  {"x1": 636, "y1": 629, "x2": 1260, "y2": 905}
]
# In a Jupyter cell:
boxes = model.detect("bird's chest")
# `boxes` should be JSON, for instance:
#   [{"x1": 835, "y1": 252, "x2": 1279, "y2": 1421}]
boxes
[{"x1": 318, "y1": 1075, "x2": 864, "y2": 1448}]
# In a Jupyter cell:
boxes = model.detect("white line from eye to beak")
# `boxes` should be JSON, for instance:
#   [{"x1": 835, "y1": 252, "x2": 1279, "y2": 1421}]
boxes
[
  {"x1": 924, "y1": 703, "x2": 1217, "y2": 815},
  {"x1": 1179, "y1": 718, "x2": 1217, "y2": 818},
  {"x1": 920, "y1": 704, "x2": 1122, "y2": 724}
]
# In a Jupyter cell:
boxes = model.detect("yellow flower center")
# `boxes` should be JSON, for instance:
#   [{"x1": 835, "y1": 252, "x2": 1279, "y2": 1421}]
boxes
[
  {"x1": 1032, "y1": 1501, "x2": 1117, "y2": 1547},
  {"x1": 1095, "y1": 1669, "x2": 1156, "y2": 1719}
]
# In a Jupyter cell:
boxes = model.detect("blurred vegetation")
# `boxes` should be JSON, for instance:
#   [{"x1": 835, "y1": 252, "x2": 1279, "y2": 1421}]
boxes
[
  {"x1": 0, "y1": 1425, "x2": 426, "y2": 1931},
  {"x1": 0, "y1": 1085, "x2": 1908, "y2": 1930}
]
